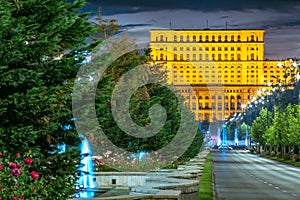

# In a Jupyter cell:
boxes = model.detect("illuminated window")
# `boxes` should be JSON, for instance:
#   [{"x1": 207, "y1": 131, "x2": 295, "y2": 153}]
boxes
[
  {"x1": 224, "y1": 54, "x2": 228, "y2": 60},
  {"x1": 160, "y1": 35, "x2": 164, "y2": 42},
  {"x1": 199, "y1": 35, "x2": 202, "y2": 42},
  {"x1": 174, "y1": 35, "x2": 177, "y2": 42},
  {"x1": 193, "y1": 35, "x2": 196, "y2": 42},
  {"x1": 225, "y1": 35, "x2": 228, "y2": 41},
  {"x1": 160, "y1": 53, "x2": 164, "y2": 60},
  {"x1": 187, "y1": 35, "x2": 190, "y2": 42},
  {"x1": 231, "y1": 54, "x2": 234, "y2": 60},
  {"x1": 193, "y1": 54, "x2": 196, "y2": 60},
  {"x1": 218, "y1": 35, "x2": 221, "y2": 41},
  {"x1": 186, "y1": 54, "x2": 190, "y2": 60},
  {"x1": 231, "y1": 35, "x2": 234, "y2": 41}
]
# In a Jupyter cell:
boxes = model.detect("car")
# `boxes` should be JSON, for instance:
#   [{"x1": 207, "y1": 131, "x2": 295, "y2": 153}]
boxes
[{"x1": 218, "y1": 145, "x2": 233, "y2": 151}]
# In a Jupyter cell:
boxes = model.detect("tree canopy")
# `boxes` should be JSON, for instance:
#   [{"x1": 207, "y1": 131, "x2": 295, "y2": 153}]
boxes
[{"x1": 0, "y1": 0, "x2": 97, "y2": 198}]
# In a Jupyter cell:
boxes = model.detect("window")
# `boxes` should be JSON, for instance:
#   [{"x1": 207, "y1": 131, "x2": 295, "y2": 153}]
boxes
[
  {"x1": 231, "y1": 47, "x2": 234, "y2": 51},
  {"x1": 173, "y1": 47, "x2": 177, "y2": 51},
  {"x1": 218, "y1": 103, "x2": 222, "y2": 110},
  {"x1": 251, "y1": 53, "x2": 254, "y2": 60},
  {"x1": 237, "y1": 54, "x2": 241, "y2": 60},
  {"x1": 180, "y1": 54, "x2": 183, "y2": 60},
  {"x1": 212, "y1": 35, "x2": 215, "y2": 41},
  {"x1": 218, "y1": 47, "x2": 222, "y2": 51},
  {"x1": 212, "y1": 47, "x2": 215, "y2": 51},
  {"x1": 218, "y1": 35, "x2": 221, "y2": 41},
  {"x1": 199, "y1": 54, "x2": 203, "y2": 60},
  {"x1": 224, "y1": 54, "x2": 228, "y2": 60},
  {"x1": 251, "y1": 35, "x2": 255, "y2": 41},
  {"x1": 186, "y1": 54, "x2": 190, "y2": 60},
  {"x1": 205, "y1": 54, "x2": 209, "y2": 60},
  {"x1": 193, "y1": 35, "x2": 196, "y2": 42},
  {"x1": 199, "y1": 35, "x2": 202, "y2": 42},
  {"x1": 224, "y1": 47, "x2": 228, "y2": 51},
  {"x1": 160, "y1": 35, "x2": 164, "y2": 42},
  {"x1": 205, "y1": 35, "x2": 209, "y2": 41},
  {"x1": 231, "y1": 35, "x2": 234, "y2": 41},
  {"x1": 186, "y1": 47, "x2": 190, "y2": 51},
  {"x1": 193, "y1": 47, "x2": 196, "y2": 51},
  {"x1": 237, "y1": 35, "x2": 241, "y2": 42},
  {"x1": 225, "y1": 35, "x2": 228, "y2": 41},
  {"x1": 218, "y1": 54, "x2": 221, "y2": 60},
  {"x1": 174, "y1": 54, "x2": 177, "y2": 60},
  {"x1": 174, "y1": 35, "x2": 177, "y2": 42},
  {"x1": 180, "y1": 35, "x2": 183, "y2": 41},
  {"x1": 193, "y1": 54, "x2": 196, "y2": 60},
  {"x1": 160, "y1": 53, "x2": 164, "y2": 60},
  {"x1": 231, "y1": 54, "x2": 234, "y2": 60},
  {"x1": 186, "y1": 35, "x2": 190, "y2": 42}
]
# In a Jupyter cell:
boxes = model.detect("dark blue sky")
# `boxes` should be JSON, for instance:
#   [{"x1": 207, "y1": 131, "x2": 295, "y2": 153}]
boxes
[{"x1": 85, "y1": 0, "x2": 300, "y2": 59}]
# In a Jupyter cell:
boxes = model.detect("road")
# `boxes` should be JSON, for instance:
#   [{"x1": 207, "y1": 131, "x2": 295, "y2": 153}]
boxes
[{"x1": 212, "y1": 150, "x2": 300, "y2": 200}]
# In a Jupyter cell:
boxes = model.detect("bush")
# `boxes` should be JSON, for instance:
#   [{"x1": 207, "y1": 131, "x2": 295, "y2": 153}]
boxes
[{"x1": 0, "y1": 151, "x2": 45, "y2": 199}]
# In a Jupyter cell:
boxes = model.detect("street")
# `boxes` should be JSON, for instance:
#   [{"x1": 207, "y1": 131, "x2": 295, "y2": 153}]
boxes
[{"x1": 212, "y1": 150, "x2": 300, "y2": 200}]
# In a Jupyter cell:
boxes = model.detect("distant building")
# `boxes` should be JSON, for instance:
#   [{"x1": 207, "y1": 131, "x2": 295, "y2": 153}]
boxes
[{"x1": 149, "y1": 29, "x2": 298, "y2": 121}]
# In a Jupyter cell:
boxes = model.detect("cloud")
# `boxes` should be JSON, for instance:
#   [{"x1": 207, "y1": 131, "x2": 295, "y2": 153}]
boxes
[
  {"x1": 87, "y1": 1, "x2": 300, "y2": 59},
  {"x1": 87, "y1": 0, "x2": 300, "y2": 15}
]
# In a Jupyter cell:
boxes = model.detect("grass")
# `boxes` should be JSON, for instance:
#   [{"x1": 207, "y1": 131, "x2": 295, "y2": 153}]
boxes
[{"x1": 199, "y1": 153, "x2": 213, "y2": 200}]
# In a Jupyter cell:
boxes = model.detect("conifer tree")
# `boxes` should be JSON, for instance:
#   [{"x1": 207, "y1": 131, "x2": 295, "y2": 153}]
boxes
[{"x1": 0, "y1": 0, "x2": 96, "y2": 198}]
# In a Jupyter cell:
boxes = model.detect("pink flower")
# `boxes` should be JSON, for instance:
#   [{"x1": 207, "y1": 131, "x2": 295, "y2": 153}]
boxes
[
  {"x1": 11, "y1": 168, "x2": 21, "y2": 177},
  {"x1": 30, "y1": 171, "x2": 39, "y2": 180},
  {"x1": 15, "y1": 183, "x2": 19, "y2": 187},
  {"x1": 0, "y1": 165, "x2": 3, "y2": 171},
  {"x1": 11, "y1": 196, "x2": 17, "y2": 200},
  {"x1": 24, "y1": 158, "x2": 32, "y2": 166},
  {"x1": 16, "y1": 153, "x2": 21, "y2": 157},
  {"x1": 16, "y1": 163, "x2": 22, "y2": 169},
  {"x1": 0, "y1": 152, "x2": 2, "y2": 157},
  {"x1": 119, "y1": 159, "x2": 124, "y2": 163},
  {"x1": 9, "y1": 162, "x2": 16, "y2": 169}
]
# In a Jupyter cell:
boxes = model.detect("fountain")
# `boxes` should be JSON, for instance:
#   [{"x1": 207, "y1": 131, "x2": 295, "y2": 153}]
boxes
[
  {"x1": 217, "y1": 126, "x2": 222, "y2": 146},
  {"x1": 76, "y1": 134, "x2": 96, "y2": 198},
  {"x1": 222, "y1": 125, "x2": 227, "y2": 145},
  {"x1": 234, "y1": 127, "x2": 239, "y2": 146},
  {"x1": 245, "y1": 127, "x2": 249, "y2": 146}
]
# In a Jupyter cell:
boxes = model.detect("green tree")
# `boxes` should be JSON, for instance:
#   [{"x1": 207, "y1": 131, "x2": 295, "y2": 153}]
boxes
[
  {"x1": 0, "y1": 0, "x2": 96, "y2": 198},
  {"x1": 250, "y1": 108, "x2": 269, "y2": 145}
]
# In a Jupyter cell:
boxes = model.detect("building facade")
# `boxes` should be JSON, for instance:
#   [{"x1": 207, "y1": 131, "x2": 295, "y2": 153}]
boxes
[{"x1": 149, "y1": 29, "x2": 296, "y2": 122}]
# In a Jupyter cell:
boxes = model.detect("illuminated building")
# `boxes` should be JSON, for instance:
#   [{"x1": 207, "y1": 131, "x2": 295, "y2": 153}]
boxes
[{"x1": 149, "y1": 29, "x2": 298, "y2": 121}]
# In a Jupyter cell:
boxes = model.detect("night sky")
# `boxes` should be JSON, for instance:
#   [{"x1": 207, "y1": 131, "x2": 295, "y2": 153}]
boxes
[{"x1": 85, "y1": 0, "x2": 300, "y2": 59}]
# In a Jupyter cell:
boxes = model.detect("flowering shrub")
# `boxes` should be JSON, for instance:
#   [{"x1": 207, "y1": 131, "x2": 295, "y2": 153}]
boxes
[
  {"x1": 92, "y1": 151, "x2": 178, "y2": 172},
  {"x1": 0, "y1": 151, "x2": 45, "y2": 199}
]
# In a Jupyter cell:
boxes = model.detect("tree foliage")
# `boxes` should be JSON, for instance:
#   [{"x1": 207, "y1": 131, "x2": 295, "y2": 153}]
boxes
[{"x1": 0, "y1": 0, "x2": 96, "y2": 198}]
